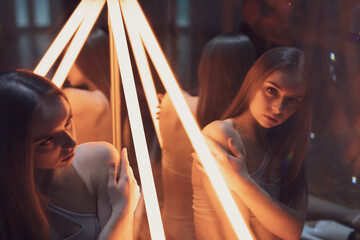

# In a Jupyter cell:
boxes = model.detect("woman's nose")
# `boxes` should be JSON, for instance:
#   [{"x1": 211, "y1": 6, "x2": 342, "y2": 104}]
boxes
[
  {"x1": 62, "y1": 131, "x2": 77, "y2": 149},
  {"x1": 272, "y1": 99, "x2": 285, "y2": 112}
]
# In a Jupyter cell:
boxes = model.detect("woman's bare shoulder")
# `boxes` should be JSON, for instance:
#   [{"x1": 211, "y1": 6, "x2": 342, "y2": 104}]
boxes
[
  {"x1": 161, "y1": 90, "x2": 198, "y2": 114},
  {"x1": 75, "y1": 142, "x2": 119, "y2": 162},
  {"x1": 202, "y1": 119, "x2": 237, "y2": 137},
  {"x1": 202, "y1": 119, "x2": 244, "y2": 154},
  {"x1": 73, "y1": 142, "x2": 120, "y2": 193}
]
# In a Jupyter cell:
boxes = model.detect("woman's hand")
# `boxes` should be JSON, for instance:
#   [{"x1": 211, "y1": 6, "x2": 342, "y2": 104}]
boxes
[
  {"x1": 107, "y1": 148, "x2": 140, "y2": 216},
  {"x1": 193, "y1": 136, "x2": 249, "y2": 191},
  {"x1": 98, "y1": 148, "x2": 140, "y2": 240}
]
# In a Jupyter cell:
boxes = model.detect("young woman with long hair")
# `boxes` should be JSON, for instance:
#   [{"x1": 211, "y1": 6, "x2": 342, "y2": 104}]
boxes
[
  {"x1": 159, "y1": 33, "x2": 255, "y2": 239},
  {"x1": 0, "y1": 70, "x2": 139, "y2": 240},
  {"x1": 192, "y1": 47, "x2": 311, "y2": 240}
]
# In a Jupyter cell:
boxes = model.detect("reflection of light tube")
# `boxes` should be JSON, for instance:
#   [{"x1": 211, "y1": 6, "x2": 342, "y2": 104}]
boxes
[
  {"x1": 131, "y1": 0, "x2": 252, "y2": 239},
  {"x1": 108, "y1": 21, "x2": 121, "y2": 152},
  {"x1": 51, "y1": 0, "x2": 105, "y2": 88},
  {"x1": 107, "y1": 0, "x2": 165, "y2": 239},
  {"x1": 34, "y1": 0, "x2": 92, "y2": 76},
  {"x1": 120, "y1": 0, "x2": 162, "y2": 147}
]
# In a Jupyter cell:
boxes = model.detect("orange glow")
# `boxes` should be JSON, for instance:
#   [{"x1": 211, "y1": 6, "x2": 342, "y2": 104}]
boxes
[
  {"x1": 108, "y1": 22, "x2": 122, "y2": 152},
  {"x1": 34, "y1": 0, "x2": 93, "y2": 77},
  {"x1": 107, "y1": 0, "x2": 165, "y2": 239},
  {"x1": 120, "y1": 0, "x2": 162, "y2": 147},
  {"x1": 51, "y1": 0, "x2": 105, "y2": 88},
  {"x1": 130, "y1": 0, "x2": 253, "y2": 238}
]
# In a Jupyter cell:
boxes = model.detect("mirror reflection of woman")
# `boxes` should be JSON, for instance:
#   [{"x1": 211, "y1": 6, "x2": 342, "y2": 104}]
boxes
[{"x1": 193, "y1": 47, "x2": 311, "y2": 240}]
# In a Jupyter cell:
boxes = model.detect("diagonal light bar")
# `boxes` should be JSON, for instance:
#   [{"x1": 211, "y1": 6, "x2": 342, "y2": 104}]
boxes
[
  {"x1": 120, "y1": 0, "x2": 163, "y2": 147},
  {"x1": 51, "y1": 0, "x2": 106, "y2": 87},
  {"x1": 34, "y1": 0, "x2": 93, "y2": 76},
  {"x1": 131, "y1": 0, "x2": 253, "y2": 238},
  {"x1": 107, "y1": 0, "x2": 165, "y2": 239}
]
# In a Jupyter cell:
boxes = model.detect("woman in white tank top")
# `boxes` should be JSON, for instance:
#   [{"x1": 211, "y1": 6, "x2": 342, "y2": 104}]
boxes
[{"x1": 192, "y1": 47, "x2": 311, "y2": 240}]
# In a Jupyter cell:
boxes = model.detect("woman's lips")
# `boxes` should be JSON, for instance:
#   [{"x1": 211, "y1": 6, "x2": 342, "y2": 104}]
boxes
[
  {"x1": 265, "y1": 114, "x2": 279, "y2": 123},
  {"x1": 62, "y1": 152, "x2": 75, "y2": 162}
]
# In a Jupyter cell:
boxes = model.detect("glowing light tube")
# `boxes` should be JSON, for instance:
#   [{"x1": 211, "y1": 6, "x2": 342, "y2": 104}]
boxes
[
  {"x1": 109, "y1": 22, "x2": 122, "y2": 152},
  {"x1": 120, "y1": 0, "x2": 163, "y2": 147},
  {"x1": 51, "y1": 0, "x2": 105, "y2": 88},
  {"x1": 131, "y1": 0, "x2": 253, "y2": 238},
  {"x1": 107, "y1": 0, "x2": 165, "y2": 239},
  {"x1": 34, "y1": 0, "x2": 93, "y2": 76}
]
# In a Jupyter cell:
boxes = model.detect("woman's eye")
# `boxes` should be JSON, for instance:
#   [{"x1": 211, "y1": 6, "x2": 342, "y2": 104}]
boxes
[
  {"x1": 288, "y1": 98, "x2": 299, "y2": 105},
  {"x1": 65, "y1": 115, "x2": 73, "y2": 129},
  {"x1": 39, "y1": 137, "x2": 54, "y2": 147},
  {"x1": 266, "y1": 87, "x2": 277, "y2": 96}
]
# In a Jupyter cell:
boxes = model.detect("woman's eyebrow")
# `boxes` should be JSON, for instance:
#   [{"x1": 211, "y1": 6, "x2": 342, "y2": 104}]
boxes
[
  {"x1": 266, "y1": 81, "x2": 281, "y2": 90},
  {"x1": 33, "y1": 135, "x2": 50, "y2": 143},
  {"x1": 266, "y1": 81, "x2": 305, "y2": 99}
]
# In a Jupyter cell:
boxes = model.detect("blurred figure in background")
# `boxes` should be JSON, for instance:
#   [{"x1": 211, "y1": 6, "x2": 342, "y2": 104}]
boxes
[{"x1": 64, "y1": 28, "x2": 112, "y2": 144}]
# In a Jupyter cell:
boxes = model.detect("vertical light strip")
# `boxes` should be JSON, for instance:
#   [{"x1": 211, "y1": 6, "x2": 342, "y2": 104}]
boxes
[
  {"x1": 51, "y1": 0, "x2": 105, "y2": 87},
  {"x1": 34, "y1": 0, "x2": 92, "y2": 76},
  {"x1": 108, "y1": 20, "x2": 122, "y2": 152},
  {"x1": 131, "y1": 0, "x2": 253, "y2": 238},
  {"x1": 120, "y1": 0, "x2": 163, "y2": 147},
  {"x1": 107, "y1": 0, "x2": 165, "y2": 239}
]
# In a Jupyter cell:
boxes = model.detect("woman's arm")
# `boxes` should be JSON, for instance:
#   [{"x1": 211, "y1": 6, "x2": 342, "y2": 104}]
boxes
[
  {"x1": 76, "y1": 142, "x2": 139, "y2": 240},
  {"x1": 191, "y1": 121, "x2": 252, "y2": 239},
  {"x1": 205, "y1": 136, "x2": 307, "y2": 240},
  {"x1": 98, "y1": 148, "x2": 140, "y2": 240}
]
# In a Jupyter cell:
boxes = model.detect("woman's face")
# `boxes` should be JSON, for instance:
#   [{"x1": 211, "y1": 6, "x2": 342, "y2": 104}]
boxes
[
  {"x1": 249, "y1": 70, "x2": 307, "y2": 128},
  {"x1": 32, "y1": 95, "x2": 77, "y2": 169}
]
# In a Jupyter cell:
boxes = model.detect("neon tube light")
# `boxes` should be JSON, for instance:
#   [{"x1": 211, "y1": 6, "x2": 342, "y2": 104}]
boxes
[
  {"x1": 120, "y1": 0, "x2": 163, "y2": 147},
  {"x1": 107, "y1": 0, "x2": 165, "y2": 239},
  {"x1": 34, "y1": 0, "x2": 92, "y2": 76},
  {"x1": 130, "y1": 0, "x2": 253, "y2": 238},
  {"x1": 51, "y1": 0, "x2": 105, "y2": 87}
]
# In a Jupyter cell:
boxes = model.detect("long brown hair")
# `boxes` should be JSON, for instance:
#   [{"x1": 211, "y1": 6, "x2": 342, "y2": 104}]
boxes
[
  {"x1": 75, "y1": 28, "x2": 111, "y2": 100},
  {"x1": 196, "y1": 33, "x2": 255, "y2": 129},
  {"x1": 0, "y1": 70, "x2": 65, "y2": 239},
  {"x1": 222, "y1": 47, "x2": 311, "y2": 189}
]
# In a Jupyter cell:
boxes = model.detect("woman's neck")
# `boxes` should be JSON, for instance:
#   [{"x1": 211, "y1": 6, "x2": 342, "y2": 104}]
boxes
[
  {"x1": 232, "y1": 110, "x2": 268, "y2": 147},
  {"x1": 34, "y1": 168, "x2": 66, "y2": 196}
]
